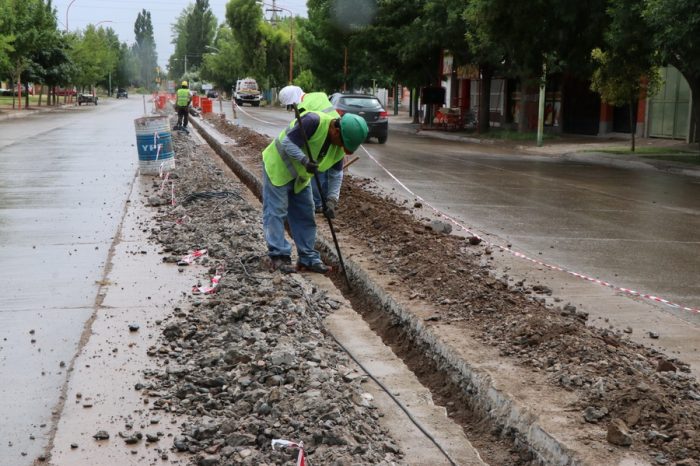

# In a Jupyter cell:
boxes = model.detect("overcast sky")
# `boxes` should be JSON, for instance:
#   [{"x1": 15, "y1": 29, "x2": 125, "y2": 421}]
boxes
[{"x1": 52, "y1": 0, "x2": 308, "y2": 68}]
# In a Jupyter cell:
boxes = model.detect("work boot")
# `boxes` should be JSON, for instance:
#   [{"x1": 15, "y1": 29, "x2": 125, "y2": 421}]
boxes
[
  {"x1": 314, "y1": 206, "x2": 323, "y2": 214},
  {"x1": 297, "y1": 261, "x2": 330, "y2": 274},
  {"x1": 270, "y1": 255, "x2": 295, "y2": 274}
]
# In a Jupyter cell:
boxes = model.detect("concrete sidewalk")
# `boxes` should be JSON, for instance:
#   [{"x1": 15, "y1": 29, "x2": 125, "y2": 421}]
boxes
[{"x1": 0, "y1": 104, "x2": 70, "y2": 121}]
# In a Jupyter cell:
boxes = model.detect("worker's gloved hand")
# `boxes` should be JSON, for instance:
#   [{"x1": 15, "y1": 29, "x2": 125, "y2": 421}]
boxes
[
  {"x1": 324, "y1": 197, "x2": 338, "y2": 219},
  {"x1": 302, "y1": 158, "x2": 318, "y2": 174}
]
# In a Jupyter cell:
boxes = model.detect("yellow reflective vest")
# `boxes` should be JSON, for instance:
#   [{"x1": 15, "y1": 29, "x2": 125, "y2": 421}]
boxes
[
  {"x1": 262, "y1": 111, "x2": 344, "y2": 193},
  {"x1": 176, "y1": 88, "x2": 190, "y2": 107},
  {"x1": 298, "y1": 92, "x2": 339, "y2": 118}
]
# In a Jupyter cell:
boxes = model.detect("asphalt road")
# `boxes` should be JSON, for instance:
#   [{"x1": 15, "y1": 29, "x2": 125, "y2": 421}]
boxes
[
  {"x1": 0, "y1": 98, "x2": 143, "y2": 465},
  {"x1": 227, "y1": 104, "x2": 700, "y2": 321}
]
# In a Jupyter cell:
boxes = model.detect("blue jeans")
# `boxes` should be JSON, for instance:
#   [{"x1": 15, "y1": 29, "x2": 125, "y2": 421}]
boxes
[
  {"x1": 311, "y1": 171, "x2": 328, "y2": 210},
  {"x1": 262, "y1": 169, "x2": 321, "y2": 266}
]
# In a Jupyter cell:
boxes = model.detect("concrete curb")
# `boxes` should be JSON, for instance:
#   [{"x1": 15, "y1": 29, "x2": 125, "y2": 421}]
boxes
[
  {"x1": 389, "y1": 119, "x2": 700, "y2": 178},
  {"x1": 0, "y1": 104, "x2": 73, "y2": 121},
  {"x1": 189, "y1": 117, "x2": 263, "y2": 199},
  {"x1": 191, "y1": 115, "x2": 589, "y2": 465}
]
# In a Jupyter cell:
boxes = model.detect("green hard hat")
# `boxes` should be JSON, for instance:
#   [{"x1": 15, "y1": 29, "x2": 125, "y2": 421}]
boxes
[{"x1": 339, "y1": 114, "x2": 368, "y2": 153}]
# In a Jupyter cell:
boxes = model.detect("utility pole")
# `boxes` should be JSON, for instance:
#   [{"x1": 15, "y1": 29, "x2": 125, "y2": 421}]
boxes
[
  {"x1": 536, "y1": 61, "x2": 546, "y2": 147},
  {"x1": 343, "y1": 46, "x2": 348, "y2": 91}
]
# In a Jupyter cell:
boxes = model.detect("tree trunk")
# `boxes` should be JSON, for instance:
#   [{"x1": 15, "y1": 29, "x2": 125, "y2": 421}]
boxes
[
  {"x1": 629, "y1": 100, "x2": 636, "y2": 152},
  {"x1": 477, "y1": 66, "x2": 492, "y2": 134},
  {"x1": 689, "y1": 76, "x2": 700, "y2": 148},
  {"x1": 518, "y1": 79, "x2": 528, "y2": 133},
  {"x1": 412, "y1": 89, "x2": 419, "y2": 124}
]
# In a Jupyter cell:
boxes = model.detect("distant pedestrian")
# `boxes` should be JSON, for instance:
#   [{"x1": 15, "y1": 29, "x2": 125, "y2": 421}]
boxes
[{"x1": 175, "y1": 81, "x2": 192, "y2": 131}]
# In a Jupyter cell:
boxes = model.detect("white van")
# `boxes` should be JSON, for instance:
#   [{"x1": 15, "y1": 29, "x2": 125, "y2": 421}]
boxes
[{"x1": 234, "y1": 78, "x2": 261, "y2": 107}]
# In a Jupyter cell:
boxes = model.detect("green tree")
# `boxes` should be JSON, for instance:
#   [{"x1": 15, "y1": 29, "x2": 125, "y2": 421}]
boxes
[
  {"x1": 225, "y1": 0, "x2": 265, "y2": 78},
  {"x1": 37, "y1": 34, "x2": 74, "y2": 105},
  {"x1": 645, "y1": 0, "x2": 700, "y2": 144},
  {"x1": 169, "y1": 5, "x2": 193, "y2": 78},
  {"x1": 3, "y1": 0, "x2": 56, "y2": 107},
  {"x1": 169, "y1": 1, "x2": 217, "y2": 80},
  {"x1": 19, "y1": 0, "x2": 62, "y2": 107},
  {"x1": 68, "y1": 25, "x2": 117, "y2": 91},
  {"x1": 465, "y1": 0, "x2": 607, "y2": 132},
  {"x1": 0, "y1": 0, "x2": 17, "y2": 81},
  {"x1": 134, "y1": 9, "x2": 158, "y2": 89},
  {"x1": 95, "y1": 27, "x2": 121, "y2": 94},
  {"x1": 300, "y1": 0, "x2": 384, "y2": 92},
  {"x1": 201, "y1": 26, "x2": 241, "y2": 93},
  {"x1": 260, "y1": 17, "x2": 292, "y2": 88},
  {"x1": 591, "y1": 0, "x2": 660, "y2": 151},
  {"x1": 115, "y1": 42, "x2": 138, "y2": 88},
  {"x1": 185, "y1": 0, "x2": 216, "y2": 69}
]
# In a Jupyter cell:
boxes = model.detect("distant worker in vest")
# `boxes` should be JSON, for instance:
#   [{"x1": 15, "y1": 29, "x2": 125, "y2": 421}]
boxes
[
  {"x1": 279, "y1": 85, "x2": 343, "y2": 214},
  {"x1": 261, "y1": 104, "x2": 368, "y2": 274},
  {"x1": 175, "y1": 81, "x2": 192, "y2": 132}
]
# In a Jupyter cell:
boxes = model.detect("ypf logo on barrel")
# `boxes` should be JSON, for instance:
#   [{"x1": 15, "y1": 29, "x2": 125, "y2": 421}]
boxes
[{"x1": 140, "y1": 139, "x2": 173, "y2": 160}]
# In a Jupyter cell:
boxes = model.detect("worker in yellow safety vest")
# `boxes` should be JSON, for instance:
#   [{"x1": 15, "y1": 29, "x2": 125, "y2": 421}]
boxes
[
  {"x1": 262, "y1": 108, "x2": 367, "y2": 274},
  {"x1": 278, "y1": 85, "x2": 343, "y2": 213},
  {"x1": 175, "y1": 81, "x2": 192, "y2": 131}
]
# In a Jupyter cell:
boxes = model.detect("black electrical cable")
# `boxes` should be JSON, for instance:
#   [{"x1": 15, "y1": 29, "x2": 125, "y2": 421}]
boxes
[
  {"x1": 329, "y1": 331, "x2": 460, "y2": 466},
  {"x1": 181, "y1": 191, "x2": 242, "y2": 205}
]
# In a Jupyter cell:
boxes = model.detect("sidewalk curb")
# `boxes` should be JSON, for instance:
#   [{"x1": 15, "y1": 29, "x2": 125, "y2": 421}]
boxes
[
  {"x1": 388, "y1": 119, "x2": 700, "y2": 178},
  {"x1": 0, "y1": 104, "x2": 72, "y2": 121}
]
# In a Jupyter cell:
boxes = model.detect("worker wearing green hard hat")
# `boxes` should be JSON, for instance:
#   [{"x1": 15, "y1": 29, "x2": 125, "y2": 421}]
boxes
[
  {"x1": 339, "y1": 113, "x2": 367, "y2": 153},
  {"x1": 261, "y1": 107, "x2": 368, "y2": 274}
]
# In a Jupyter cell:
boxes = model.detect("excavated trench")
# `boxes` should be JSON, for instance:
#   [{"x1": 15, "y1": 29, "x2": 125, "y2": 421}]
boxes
[
  {"x1": 334, "y1": 278, "x2": 535, "y2": 466},
  {"x1": 190, "y1": 116, "x2": 578, "y2": 465}
]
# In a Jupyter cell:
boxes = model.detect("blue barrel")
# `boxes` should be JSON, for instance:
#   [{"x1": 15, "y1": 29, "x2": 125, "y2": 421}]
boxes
[{"x1": 134, "y1": 116, "x2": 175, "y2": 175}]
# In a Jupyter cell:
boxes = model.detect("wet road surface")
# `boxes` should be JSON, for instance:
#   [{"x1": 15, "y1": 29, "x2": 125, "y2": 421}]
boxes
[
  {"x1": 0, "y1": 99, "x2": 144, "y2": 464},
  {"x1": 229, "y1": 105, "x2": 700, "y2": 321}
]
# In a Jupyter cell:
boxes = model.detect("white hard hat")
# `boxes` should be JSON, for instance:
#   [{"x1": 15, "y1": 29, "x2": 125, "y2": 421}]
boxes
[{"x1": 279, "y1": 85, "x2": 304, "y2": 105}]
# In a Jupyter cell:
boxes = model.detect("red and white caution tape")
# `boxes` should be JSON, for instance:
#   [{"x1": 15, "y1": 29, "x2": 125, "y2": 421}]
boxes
[
  {"x1": 359, "y1": 145, "x2": 700, "y2": 314},
  {"x1": 177, "y1": 249, "x2": 207, "y2": 266},
  {"x1": 192, "y1": 274, "x2": 221, "y2": 295},
  {"x1": 153, "y1": 131, "x2": 162, "y2": 161},
  {"x1": 272, "y1": 439, "x2": 305, "y2": 466},
  {"x1": 233, "y1": 101, "x2": 276, "y2": 125},
  {"x1": 159, "y1": 171, "x2": 170, "y2": 195}
]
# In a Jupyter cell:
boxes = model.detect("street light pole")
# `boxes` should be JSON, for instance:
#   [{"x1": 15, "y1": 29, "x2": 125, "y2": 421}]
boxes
[{"x1": 66, "y1": 0, "x2": 77, "y2": 31}]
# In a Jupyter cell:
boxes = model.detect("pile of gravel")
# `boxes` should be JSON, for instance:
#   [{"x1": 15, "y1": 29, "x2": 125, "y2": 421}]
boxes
[{"x1": 137, "y1": 129, "x2": 403, "y2": 465}]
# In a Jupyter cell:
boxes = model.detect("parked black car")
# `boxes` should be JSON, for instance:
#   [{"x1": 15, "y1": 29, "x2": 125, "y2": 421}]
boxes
[
  {"x1": 329, "y1": 93, "x2": 388, "y2": 144},
  {"x1": 116, "y1": 88, "x2": 128, "y2": 99},
  {"x1": 77, "y1": 93, "x2": 98, "y2": 105},
  {"x1": 206, "y1": 90, "x2": 218, "y2": 99}
]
